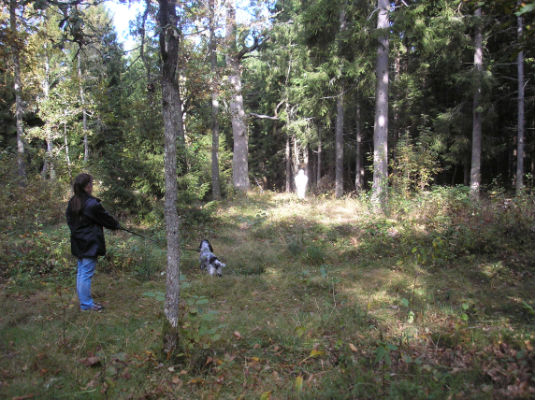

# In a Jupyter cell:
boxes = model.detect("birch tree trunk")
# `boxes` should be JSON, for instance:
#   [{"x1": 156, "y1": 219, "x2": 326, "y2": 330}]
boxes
[
  {"x1": 284, "y1": 35, "x2": 293, "y2": 193},
  {"x1": 304, "y1": 145, "x2": 310, "y2": 182},
  {"x1": 371, "y1": 0, "x2": 389, "y2": 210},
  {"x1": 335, "y1": 92, "x2": 344, "y2": 198},
  {"x1": 355, "y1": 97, "x2": 364, "y2": 192},
  {"x1": 10, "y1": 0, "x2": 26, "y2": 184},
  {"x1": 158, "y1": 0, "x2": 182, "y2": 357},
  {"x1": 317, "y1": 127, "x2": 322, "y2": 189},
  {"x1": 516, "y1": 2, "x2": 525, "y2": 195},
  {"x1": 285, "y1": 136, "x2": 291, "y2": 192},
  {"x1": 77, "y1": 53, "x2": 89, "y2": 163},
  {"x1": 226, "y1": 0, "x2": 249, "y2": 191},
  {"x1": 470, "y1": 7, "x2": 483, "y2": 198},
  {"x1": 209, "y1": 0, "x2": 221, "y2": 200},
  {"x1": 64, "y1": 122, "x2": 71, "y2": 180},
  {"x1": 293, "y1": 135, "x2": 299, "y2": 174},
  {"x1": 42, "y1": 49, "x2": 55, "y2": 180}
]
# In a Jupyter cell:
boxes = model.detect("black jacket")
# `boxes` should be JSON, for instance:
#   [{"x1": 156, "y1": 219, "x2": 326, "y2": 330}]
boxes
[{"x1": 66, "y1": 194, "x2": 119, "y2": 258}]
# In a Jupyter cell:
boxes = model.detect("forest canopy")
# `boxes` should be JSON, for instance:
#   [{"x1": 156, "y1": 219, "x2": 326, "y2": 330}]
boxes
[{"x1": 0, "y1": 0, "x2": 533, "y2": 211}]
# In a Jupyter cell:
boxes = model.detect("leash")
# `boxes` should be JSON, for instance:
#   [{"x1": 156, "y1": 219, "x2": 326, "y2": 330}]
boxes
[
  {"x1": 120, "y1": 226, "x2": 237, "y2": 274},
  {"x1": 119, "y1": 225, "x2": 165, "y2": 247},
  {"x1": 119, "y1": 226, "x2": 200, "y2": 253}
]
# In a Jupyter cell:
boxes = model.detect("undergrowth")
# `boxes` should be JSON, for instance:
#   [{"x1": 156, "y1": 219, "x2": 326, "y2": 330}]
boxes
[{"x1": 1, "y1": 187, "x2": 534, "y2": 399}]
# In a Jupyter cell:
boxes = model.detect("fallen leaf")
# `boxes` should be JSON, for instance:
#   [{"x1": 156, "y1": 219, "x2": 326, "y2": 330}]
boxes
[
  {"x1": 171, "y1": 376, "x2": 181, "y2": 384},
  {"x1": 188, "y1": 377, "x2": 205, "y2": 385},
  {"x1": 260, "y1": 391, "x2": 272, "y2": 400},
  {"x1": 295, "y1": 375, "x2": 303, "y2": 392},
  {"x1": 349, "y1": 343, "x2": 358, "y2": 353},
  {"x1": 309, "y1": 349, "x2": 324, "y2": 358},
  {"x1": 233, "y1": 331, "x2": 242, "y2": 340}
]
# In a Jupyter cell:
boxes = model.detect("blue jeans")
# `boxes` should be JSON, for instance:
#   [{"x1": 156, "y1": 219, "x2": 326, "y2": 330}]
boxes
[{"x1": 77, "y1": 258, "x2": 97, "y2": 310}]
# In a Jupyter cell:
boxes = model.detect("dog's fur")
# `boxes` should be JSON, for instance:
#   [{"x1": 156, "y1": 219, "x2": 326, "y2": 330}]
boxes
[{"x1": 199, "y1": 239, "x2": 226, "y2": 276}]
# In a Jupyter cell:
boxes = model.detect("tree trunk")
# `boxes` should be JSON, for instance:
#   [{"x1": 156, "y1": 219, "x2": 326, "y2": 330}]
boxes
[
  {"x1": 209, "y1": 0, "x2": 221, "y2": 200},
  {"x1": 516, "y1": 1, "x2": 525, "y2": 195},
  {"x1": 226, "y1": 1, "x2": 249, "y2": 191},
  {"x1": 334, "y1": 5, "x2": 346, "y2": 199},
  {"x1": 10, "y1": 0, "x2": 26, "y2": 184},
  {"x1": 355, "y1": 96, "x2": 364, "y2": 192},
  {"x1": 64, "y1": 122, "x2": 71, "y2": 179},
  {"x1": 293, "y1": 135, "x2": 299, "y2": 173},
  {"x1": 304, "y1": 145, "x2": 310, "y2": 182},
  {"x1": 140, "y1": 0, "x2": 152, "y2": 85},
  {"x1": 158, "y1": 0, "x2": 182, "y2": 358},
  {"x1": 317, "y1": 127, "x2": 322, "y2": 189},
  {"x1": 335, "y1": 91, "x2": 344, "y2": 198},
  {"x1": 42, "y1": 49, "x2": 55, "y2": 180},
  {"x1": 77, "y1": 53, "x2": 89, "y2": 163},
  {"x1": 392, "y1": 51, "x2": 401, "y2": 150},
  {"x1": 470, "y1": 7, "x2": 483, "y2": 198},
  {"x1": 285, "y1": 135, "x2": 291, "y2": 192},
  {"x1": 371, "y1": 0, "x2": 389, "y2": 210}
]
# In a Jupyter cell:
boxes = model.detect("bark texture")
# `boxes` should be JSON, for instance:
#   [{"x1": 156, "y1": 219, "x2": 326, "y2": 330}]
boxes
[
  {"x1": 470, "y1": 7, "x2": 483, "y2": 197},
  {"x1": 516, "y1": 2, "x2": 525, "y2": 194},
  {"x1": 285, "y1": 136, "x2": 291, "y2": 192},
  {"x1": 77, "y1": 53, "x2": 89, "y2": 163},
  {"x1": 371, "y1": 0, "x2": 389, "y2": 209},
  {"x1": 42, "y1": 50, "x2": 55, "y2": 180},
  {"x1": 355, "y1": 98, "x2": 364, "y2": 191},
  {"x1": 335, "y1": 91, "x2": 344, "y2": 198},
  {"x1": 335, "y1": 6, "x2": 346, "y2": 198},
  {"x1": 10, "y1": 0, "x2": 26, "y2": 184},
  {"x1": 226, "y1": 1, "x2": 249, "y2": 191},
  {"x1": 209, "y1": 0, "x2": 221, "y2": 200},
  {"x1": 158, "y1": 0, "x2": 182, "y2": 357}
]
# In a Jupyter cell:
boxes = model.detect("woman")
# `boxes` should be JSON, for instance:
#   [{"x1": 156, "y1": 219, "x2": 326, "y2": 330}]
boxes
[{"x1": 66, "y1": 173, "x2": 120, "y2": 311}]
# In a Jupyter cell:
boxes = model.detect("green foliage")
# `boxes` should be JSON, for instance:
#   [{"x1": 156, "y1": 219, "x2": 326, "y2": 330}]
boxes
[
  {"x1": 390, "y1": 133, "x2": 442, "y2": 197},
  {"x1": 0, "y1": 153, "x2": 65, "y2": 233},
  {"x1": 1, "y1": 192, "x2": 534, "y2": 398}
]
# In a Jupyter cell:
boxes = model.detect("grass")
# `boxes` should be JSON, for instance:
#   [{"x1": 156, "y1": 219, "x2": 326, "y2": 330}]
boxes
[{"x1": 1, "y1": 189, "x2": 534, "y2": 399}]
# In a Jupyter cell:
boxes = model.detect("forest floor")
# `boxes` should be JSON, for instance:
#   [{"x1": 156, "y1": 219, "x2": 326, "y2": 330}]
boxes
[{"x1": 1, "y1": 190, "x2": 534, "y2": 399}]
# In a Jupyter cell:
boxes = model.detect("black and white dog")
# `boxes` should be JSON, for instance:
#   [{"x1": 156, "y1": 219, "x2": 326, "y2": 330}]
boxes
[{"x1": 199, "y1": 239, "x2": 226, "y2": 277}]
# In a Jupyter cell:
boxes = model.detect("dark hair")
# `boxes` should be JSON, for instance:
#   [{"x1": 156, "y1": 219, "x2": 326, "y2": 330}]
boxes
[{"x1": 69, "y1": 173, "x2": 93, "y2": 216}]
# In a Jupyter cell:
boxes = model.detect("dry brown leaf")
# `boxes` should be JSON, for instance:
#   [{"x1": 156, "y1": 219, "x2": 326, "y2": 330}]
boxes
[
  {"x1": 349, "y1": 343, "x2": 358, "y2": 353},
  {"x1": 233, "y1": 331, "x2": 242, "y2": 340}
]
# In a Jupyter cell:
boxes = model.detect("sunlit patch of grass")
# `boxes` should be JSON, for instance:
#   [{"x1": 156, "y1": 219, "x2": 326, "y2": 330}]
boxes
[{"x1": 2, "y1": 190, "x2": 534, "y2": 398}]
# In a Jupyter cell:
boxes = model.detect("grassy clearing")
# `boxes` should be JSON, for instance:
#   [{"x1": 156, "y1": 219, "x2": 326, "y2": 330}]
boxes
[{"x1": 1, "y1": 189, "x2": 534, "y2": 399}]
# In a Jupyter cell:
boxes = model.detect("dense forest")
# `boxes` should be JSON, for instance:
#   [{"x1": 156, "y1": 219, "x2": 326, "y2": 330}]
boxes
[
  {"x1": 1, "y1": 0, "x2": 534, "y2": 398},
  {"x1": 1, "y1": 0, "x2": 534, "y2": 205}
]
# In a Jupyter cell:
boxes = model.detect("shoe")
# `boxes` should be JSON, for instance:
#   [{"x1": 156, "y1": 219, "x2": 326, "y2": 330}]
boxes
[{"x1": 82, "y1": 303, "x2": 104, "y2": 312}]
